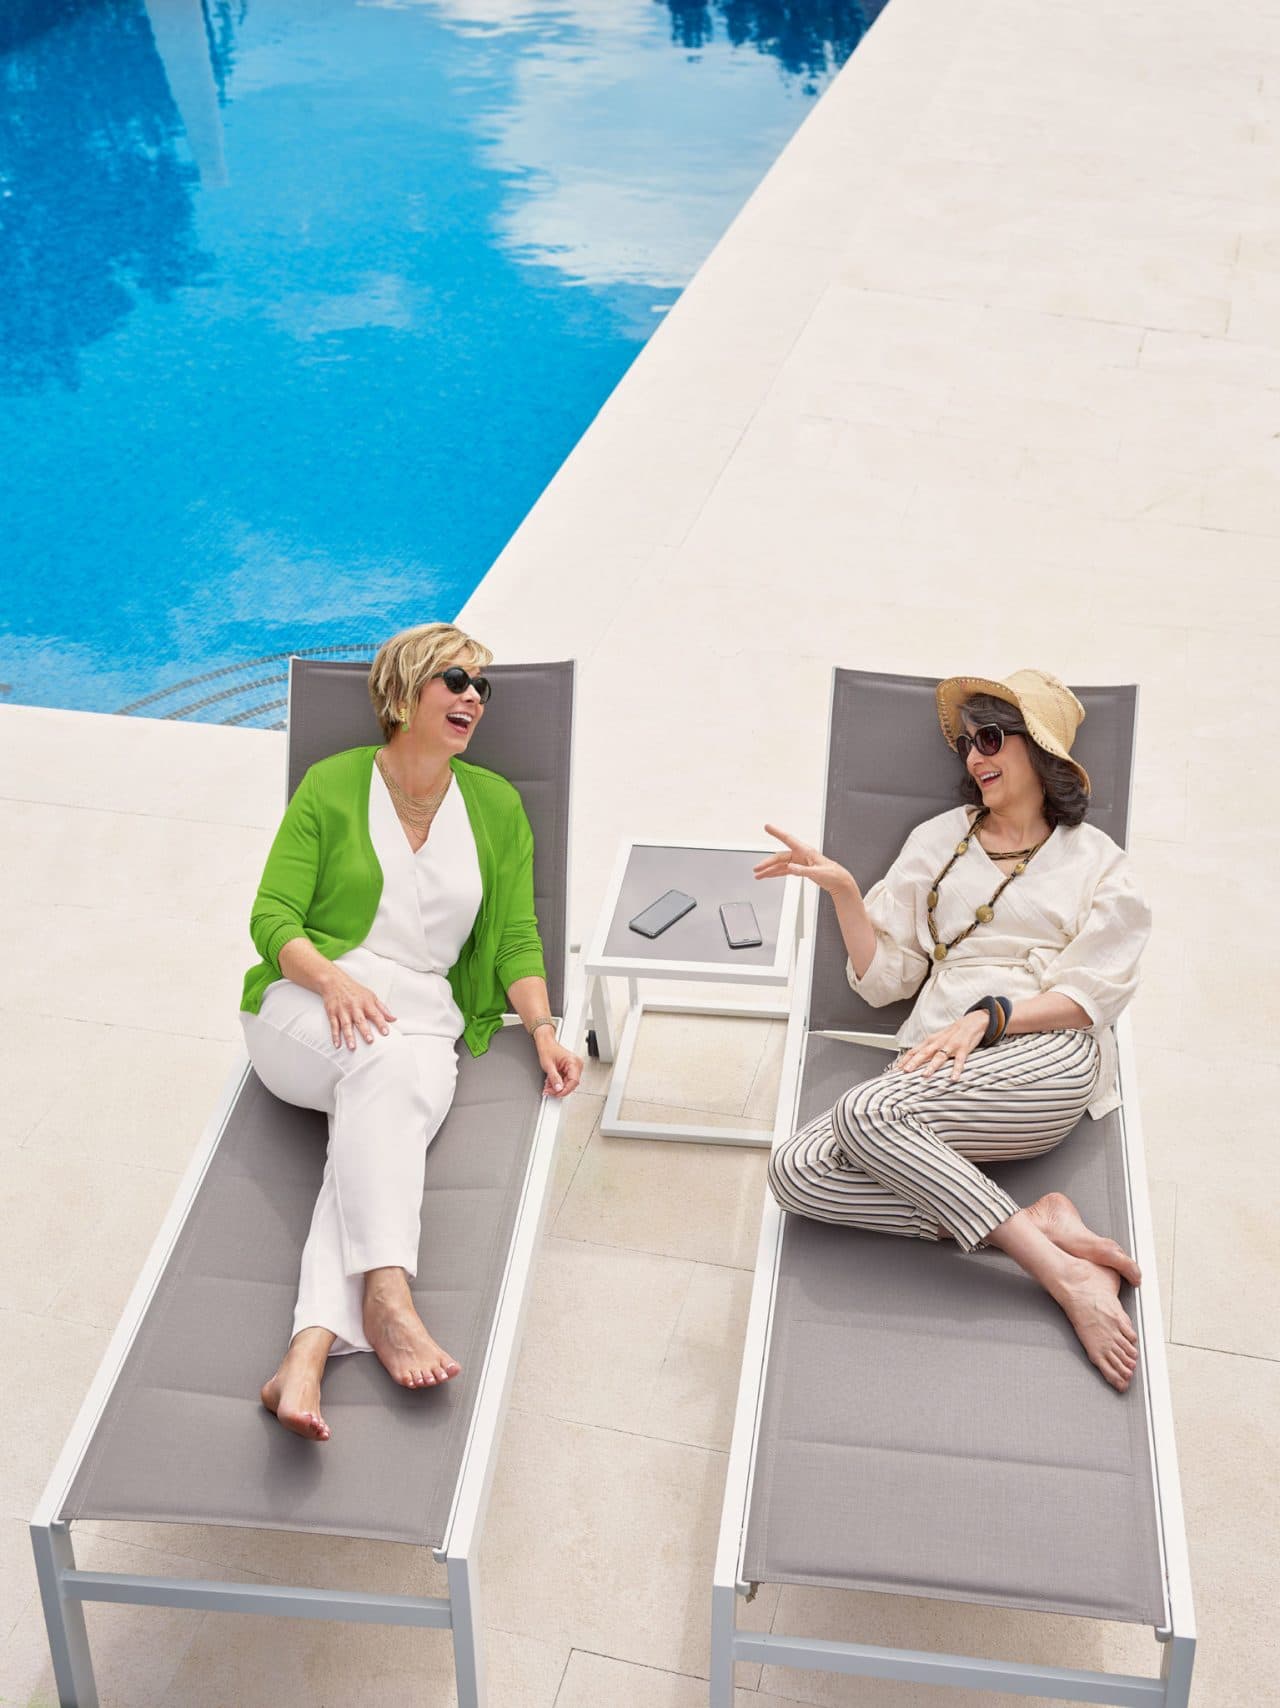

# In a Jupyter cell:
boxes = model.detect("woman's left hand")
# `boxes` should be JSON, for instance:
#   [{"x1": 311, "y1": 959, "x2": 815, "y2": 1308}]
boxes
[
  {"x1": 896, "y1": 1010, "x2": 990, "y2": 1081},
  {"x1": 535, "y1": 1029, "x2": 583, "y2": 1098}
]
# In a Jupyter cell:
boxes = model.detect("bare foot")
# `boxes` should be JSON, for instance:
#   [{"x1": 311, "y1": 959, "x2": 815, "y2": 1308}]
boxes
[
  {"x1": 363, "y1": 1267, "x2": 461, "y2": 1389},
  {"x1": 1027, "y1": 1191, "x2": 1141, "y2": 1286},
  {"x1": 1049, "y1": 1254, "x2": 1140, "y2": 1392},
  {"x1": 261, "y1": 1329, "x2": 333, "y2": 1441}
]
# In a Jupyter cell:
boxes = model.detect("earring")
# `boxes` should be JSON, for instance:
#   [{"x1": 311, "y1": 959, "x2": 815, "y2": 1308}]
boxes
[{"x1": 399, "y1": 711, "x2": 410, "y2": 733}]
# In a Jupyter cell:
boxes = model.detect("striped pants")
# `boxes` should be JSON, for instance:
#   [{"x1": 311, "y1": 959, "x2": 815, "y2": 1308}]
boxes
[{"x1": 768, "y1": 1030, "x2": 1101, "y2": 1252}]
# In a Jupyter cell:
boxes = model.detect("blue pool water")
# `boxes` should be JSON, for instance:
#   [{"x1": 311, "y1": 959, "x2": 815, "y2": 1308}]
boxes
[{"x1": 0, "y1": 0, "x2": 881, "y2": 724}]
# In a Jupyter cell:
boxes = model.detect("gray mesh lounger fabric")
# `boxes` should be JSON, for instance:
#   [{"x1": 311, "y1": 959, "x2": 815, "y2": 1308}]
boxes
[
  {"x1": 60, "y1": 658, "x2": 573, "y2": 1549},
  {"x1": 740, "y1": 670, "x2": 1164, "y2": 1626},
  {"x1": 63, "y1": 1031, "x2": 542, "y2": 1544},
  {"x1": 742, "y1": 1039, "x2": 1164, "y2": 1622}
]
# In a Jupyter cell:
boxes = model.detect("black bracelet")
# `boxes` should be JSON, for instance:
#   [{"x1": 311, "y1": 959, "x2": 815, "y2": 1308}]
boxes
[
  {"x1": 994, "y1": 995, "x2": 1013, "y2": 1039},
  {"x1": 966, "y1": 996, "x2": 1004, "y2": 1047}
]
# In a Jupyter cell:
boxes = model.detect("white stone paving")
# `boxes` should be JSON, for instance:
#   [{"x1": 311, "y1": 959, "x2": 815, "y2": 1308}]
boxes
[{"x1": 4, "y1": 0, "x2": 1278, "y2": 1697}]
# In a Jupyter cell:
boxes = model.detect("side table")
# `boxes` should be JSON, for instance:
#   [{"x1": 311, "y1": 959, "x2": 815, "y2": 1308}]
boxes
[{"x1": 582, "y1": 839, "x2": 802, "y2": 1148}]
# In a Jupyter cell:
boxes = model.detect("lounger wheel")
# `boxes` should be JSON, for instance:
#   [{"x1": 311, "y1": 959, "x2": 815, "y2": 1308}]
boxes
[{"x1": 586, "y1": 1028, "x2": 600, "y2": 1058}]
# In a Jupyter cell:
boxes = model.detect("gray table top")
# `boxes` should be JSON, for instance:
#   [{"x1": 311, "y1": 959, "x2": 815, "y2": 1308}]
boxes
[{"x1": 596, "y1": 842, "x2": 789, "y2": 970}]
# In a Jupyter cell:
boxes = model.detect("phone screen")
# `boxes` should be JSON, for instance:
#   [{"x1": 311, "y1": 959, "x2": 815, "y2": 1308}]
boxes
[
  {"x1": 628, "y1": 889, "x2": 697, "y2": 939},
  {"x1": 719, "y1": 901, "x2": 763, "y2": 949}
]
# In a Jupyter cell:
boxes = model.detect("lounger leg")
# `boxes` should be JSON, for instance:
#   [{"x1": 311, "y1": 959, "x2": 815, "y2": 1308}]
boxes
[
  {"x1": 29, "y1": 1522, "x2": 100, "y2": 1708},
  {"x1": 710, "y1": 1581, "x2": 736, "y2": 1708},
  {"x1": 1161, "y1": 1634, "x2": 1195, "y2": 1707},
  {"x1": 448, "y1": 1554, "x2": 486, "y2": 1708}
]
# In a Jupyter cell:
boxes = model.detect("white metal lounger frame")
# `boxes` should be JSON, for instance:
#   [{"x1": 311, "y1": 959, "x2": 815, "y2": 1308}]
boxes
[
  {"x1": 711, "y1": 684, "x2": 1195, "y2": 1708},
  {"x1": 30, "y1": 670, "x2": 585, "y2": 1708}
]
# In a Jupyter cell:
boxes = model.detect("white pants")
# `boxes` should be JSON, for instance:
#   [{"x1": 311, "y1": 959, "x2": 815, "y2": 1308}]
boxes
[{"x1": 242, "y1": 982, "x2": 459, "y2": 1354}]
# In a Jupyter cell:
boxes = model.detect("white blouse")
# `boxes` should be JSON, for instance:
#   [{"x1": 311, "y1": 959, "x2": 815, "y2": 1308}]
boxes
[
  {"x1": 846, "y1": 806, "x2": 1151, "y2": 1117},
  {"x1": 332, "y1": 769, "x2": 483, "y2": 1040}
]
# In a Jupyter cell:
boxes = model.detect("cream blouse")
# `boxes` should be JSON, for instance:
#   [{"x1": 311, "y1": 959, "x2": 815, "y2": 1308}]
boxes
[{"x1": 846, "y1": 806, "x2": 1151, "y2": 1117}]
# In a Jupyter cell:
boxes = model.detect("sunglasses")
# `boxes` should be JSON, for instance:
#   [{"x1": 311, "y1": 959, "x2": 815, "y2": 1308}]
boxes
[
  {"x1": 955, "y1": 723, "x2": 1021, "y2": 762},
  {"x1": 434, "y1": 665, "x2": 492, "y2": 704}
]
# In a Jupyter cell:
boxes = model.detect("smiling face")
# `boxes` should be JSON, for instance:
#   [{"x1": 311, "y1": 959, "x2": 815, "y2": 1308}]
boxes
[
  {"x1": 962, "y1": 716, "x2": 1043, "y2": 816},
  {"x1": 408, "y1": 654, "x2": 487, "y2": 752}
]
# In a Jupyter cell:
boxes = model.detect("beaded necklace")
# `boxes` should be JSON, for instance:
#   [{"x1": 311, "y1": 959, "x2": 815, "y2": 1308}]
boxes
[{"x1": 925, "y1": 808, "x2": 1050, "y2": 964}]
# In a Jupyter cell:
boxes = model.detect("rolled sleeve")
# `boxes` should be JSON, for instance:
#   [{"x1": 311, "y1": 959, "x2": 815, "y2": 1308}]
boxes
[
  {"x1": 1039, "y1": 853, "x2": 1151, "y2": 1029},
  {"x1": 844, "y1": 838, "x2": 932, "y2": 1008}
]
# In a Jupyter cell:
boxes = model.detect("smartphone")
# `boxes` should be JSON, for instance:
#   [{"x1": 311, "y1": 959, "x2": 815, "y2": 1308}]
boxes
[
  {"x1": 719, "y1": 901, "x2": 763, "y2": 949},
  {"x1": 628, "y1": 889, "x2": 697, "y2": 939}
]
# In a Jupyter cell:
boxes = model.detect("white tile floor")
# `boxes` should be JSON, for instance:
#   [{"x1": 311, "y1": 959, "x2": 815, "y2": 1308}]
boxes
[{"x1": 6, "y1": 0, "x2": 1279, "y2": 1697}]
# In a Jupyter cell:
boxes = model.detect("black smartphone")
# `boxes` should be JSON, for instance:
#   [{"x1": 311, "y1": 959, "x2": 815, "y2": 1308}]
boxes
[
  {"x1": 628, "y1": 888, "x2": 697, "y2": 938},
  {"x1": 719, "y1": 901, "x2": 763, "y2": 949}
]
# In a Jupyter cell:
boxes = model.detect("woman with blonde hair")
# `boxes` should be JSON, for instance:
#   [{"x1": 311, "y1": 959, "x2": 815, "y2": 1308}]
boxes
[
  {"x1": 241, "y1": 622, "x2": 582, "y2": 1440},
  {"x1": 759, "y1": 670, "x2": 1151, "y2": 1392}
]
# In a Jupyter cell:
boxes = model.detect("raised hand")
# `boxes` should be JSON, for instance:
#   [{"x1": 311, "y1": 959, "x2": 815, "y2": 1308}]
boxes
[{"x1": 754, "y1": 824, "x2": 858, "y2": 898}]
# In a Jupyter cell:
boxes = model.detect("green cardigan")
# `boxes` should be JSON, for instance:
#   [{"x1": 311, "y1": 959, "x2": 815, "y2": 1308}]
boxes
[{"x1": 241, "y1": 746, "x2": 547, "y2": 1057}]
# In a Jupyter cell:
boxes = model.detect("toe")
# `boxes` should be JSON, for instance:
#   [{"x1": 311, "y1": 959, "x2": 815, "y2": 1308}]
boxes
[
  {"x1": 1108, "y1": 1242, "x2": 1141, "y2": 1284},
  {"x1": 1111, "y1": 1345, "x2": 1136, "y2": 1381}
]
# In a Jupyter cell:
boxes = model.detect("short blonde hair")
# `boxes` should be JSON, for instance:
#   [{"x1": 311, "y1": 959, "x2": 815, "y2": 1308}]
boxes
[{"x1": 367, "y1": 622, "x2": 494, "y2": 740}]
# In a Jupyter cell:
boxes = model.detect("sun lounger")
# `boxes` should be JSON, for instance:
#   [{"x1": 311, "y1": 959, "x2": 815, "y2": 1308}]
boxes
[
  {"x1": 31, "y1": 657, "x2": 581, "y2": 1708},
  {"x1": 712, "y1": 669, "x2": 1195, "y2": 1707}
]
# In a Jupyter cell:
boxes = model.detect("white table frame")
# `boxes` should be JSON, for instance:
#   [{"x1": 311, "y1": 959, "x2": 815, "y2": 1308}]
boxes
[{"x1": 583, "y1": 838, "x2": 802, "y2": 1149}]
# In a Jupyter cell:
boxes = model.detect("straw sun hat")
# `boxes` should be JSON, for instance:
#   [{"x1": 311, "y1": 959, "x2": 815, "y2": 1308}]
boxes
[{"x1": 935, "y1": 669, "x2": 1091, "y2": 794}]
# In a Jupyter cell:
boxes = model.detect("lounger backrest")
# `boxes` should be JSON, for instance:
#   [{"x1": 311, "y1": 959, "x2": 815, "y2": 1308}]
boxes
[
  {"x1": 808, "y1": 670, "x2": 1138, "y2": 1037},
  {"x1": 287, "y1": 657, "x2": 573, "y2": 1015}
]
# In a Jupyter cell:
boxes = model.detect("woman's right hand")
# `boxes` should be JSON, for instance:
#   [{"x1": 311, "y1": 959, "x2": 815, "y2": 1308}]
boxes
[
  {"x1": 755, "y1": 824, "x2": 858, "y2": 897},
  {"x1": 319, "y1": 969, "x2": 397, "y2": 1050}
]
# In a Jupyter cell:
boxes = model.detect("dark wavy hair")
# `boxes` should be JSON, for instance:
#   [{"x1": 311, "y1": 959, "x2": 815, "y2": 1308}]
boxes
[{"x1": 956, "y1": 695, "x2": 1089, "y2": 828}]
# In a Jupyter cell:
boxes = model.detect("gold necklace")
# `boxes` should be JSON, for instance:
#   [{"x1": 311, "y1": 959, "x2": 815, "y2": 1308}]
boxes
[
  {"x1": 925, "y1": 809, "x2": 1049, "y2": 963},
  {"x1": 376, "y1": 749, "x2": 451, "y2": 830}
]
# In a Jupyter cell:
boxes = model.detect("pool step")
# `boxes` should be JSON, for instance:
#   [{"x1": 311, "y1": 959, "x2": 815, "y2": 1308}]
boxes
[{"x1": 115, "y1": 646, "x2": 377, "y2": 729}]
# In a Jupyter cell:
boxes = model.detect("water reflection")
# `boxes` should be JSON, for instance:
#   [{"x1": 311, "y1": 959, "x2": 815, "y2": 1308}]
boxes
[
  {"x1": 0, "y1": 0, "x2": 877, "y2": 716},
  {"x1": 144, "y1": 0, "x2": 231, "y2": 187},
  {"x1": 430, "y1": 0, "x2": 866, "y2": 294},
  {"x1": 661, "y1": 0, "x2": 888, "y2": 85},
  {"x1": 0, "y1": 0, "x2": 213, "y2": 394},
  {"x1": 203, "y1": 0, "x2": 248, "y2": 104}
]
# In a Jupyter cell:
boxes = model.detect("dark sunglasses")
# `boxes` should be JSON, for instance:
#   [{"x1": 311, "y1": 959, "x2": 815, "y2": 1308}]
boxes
[
  {"x1": 955, "y1": 723, "x2": 1021, "y2": 762},
  {"x1": 434, "y1": 665, "x2": 492, "y2": 704}
]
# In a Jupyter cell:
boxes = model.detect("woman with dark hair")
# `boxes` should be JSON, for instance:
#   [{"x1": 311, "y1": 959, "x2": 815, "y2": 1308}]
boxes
[{"x1": 759, "y1": 670, "x2": 1151, "y2": 1392}]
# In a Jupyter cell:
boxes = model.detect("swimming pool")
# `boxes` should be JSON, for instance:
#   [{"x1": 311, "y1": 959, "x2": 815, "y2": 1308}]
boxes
[{"x1": 0, "y1": 0, "x2": 882, "y2": 725}]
